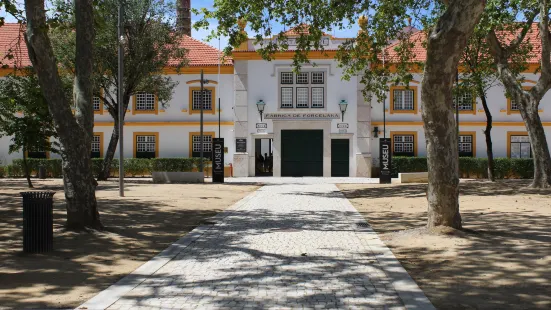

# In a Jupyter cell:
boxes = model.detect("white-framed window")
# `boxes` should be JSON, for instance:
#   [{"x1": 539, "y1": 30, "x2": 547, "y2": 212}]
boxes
[
  {"x1": 312, "y1": 88, "x2": 324, "y2": 108},
  {"x1": 281, "y1": 88, "x2": 294, "y2": 108},
  {"x1": 296, "y1": 87, "x2": 309, "y2": 108},
  {"x1": 510, "y1": 135, "x2": 531, "y2": 158},
  {"x1": 393, "y1": 89, "x2": 414, "y2": 111},
  {"x1": 137, "y1": 135, "x2": 156, "y2": 152},
  {"x1": 135, "y1": 93, "x2": 156, "y2": 111},
  {"x1": 279, "y1": 71, "x2": 326, "y2": 108},
  {"x1": 192, "y1": 89, "x2": 212, "y2": 111},
  {"x1": 296, "y1": 72, "x2": 309, "y2": 84},
  {"x1": 192, "y1": 135, "x2": 213, "y2": 153},
  {"x1": 91, "y1": 135, "x2": 101, "y2": 153},
  {"x1": 454, "y1": 92, "x2": 474, "y2": 111},
  {"x1": 459, "y1": 135, "x2": 473, "y2": 156},
  {"x1": 312, "y1": 72, "x2": 324, "y2": 84},
  {"x1": 93, "y1": 96, "x2": 101, "y2": 111},
  {"x1": 281, "y1": 72, "x2": 294, "y2": 84},
  {"x1": 393, "y1": 135, "x2": 415, "y2": 156}
]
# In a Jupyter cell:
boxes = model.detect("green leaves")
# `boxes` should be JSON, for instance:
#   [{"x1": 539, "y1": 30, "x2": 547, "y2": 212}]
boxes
[{"x1": 0, "y1": 69, "x2": 58, "y2": 156}]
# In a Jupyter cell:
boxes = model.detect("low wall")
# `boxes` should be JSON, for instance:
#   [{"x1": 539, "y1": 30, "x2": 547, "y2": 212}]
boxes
[
  {"x1": 399, "y1": 172, "x2": 429, "y2": 183},
  {"x1": 152, "y1": 172, "x2": 204, "y2": 183}
]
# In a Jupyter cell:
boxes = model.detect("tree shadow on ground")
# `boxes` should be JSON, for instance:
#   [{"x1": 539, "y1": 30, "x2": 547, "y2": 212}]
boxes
[
  {"x1": 339, "y1": 180, "x2": 551, "y2": 309},
  {"x1": 0, "y1": 179, "x2": 258, "y2": 309}
]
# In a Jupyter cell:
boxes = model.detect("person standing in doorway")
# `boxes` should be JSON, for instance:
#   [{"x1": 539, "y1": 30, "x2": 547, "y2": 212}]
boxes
[
  {"x1": 268, "y1": 152, "x2": 273, "y2": 173},
  {"x1": 264, "y1": 153, "x2": 268, "y2": 173}
]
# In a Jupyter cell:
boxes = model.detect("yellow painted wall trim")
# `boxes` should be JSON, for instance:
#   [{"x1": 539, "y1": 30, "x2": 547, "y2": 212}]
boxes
[
  {"x1": 500, "y1": 109, "x2": 507, "y2": 112},
  {"x1": 94, "y1": 121, "x2": 234, "y2": 127},
  {"x1": 132, "y1": 92, "x2": 159, "y2": 115},
  {"x1": 389, "y1": 86, "x2": 418, "y2": 115},
  {"x1": 189, "y1": 86, "x2": 216, "y2": 115},
  {"x1": 506, "y1": 131, "x2": 529, "y2": 158},
  {"x1": 390, "y1": 131, "x2": 418, "y2": 156},
  {"x1": 371, "y1": 121, "x2": 551, "y2": 126},
  {"x1": 478, "y1": 109, "x2": 485, "y2": 112},
  {"x1": 186, "y1": 79, "x2": 218, "y2": 85},
  {"x1": 159, "y1": 109, "x2": 166, "y2": 113},
  {"x1": 93, "y1": 132, "x2": 104, "y2": 158},
  {"x1": 188, "y1": 131, "x2": 215, "y2": 157},
  {"x1": 459, "y1": 131, "x2": 477, "y2": 157},
  {"x1": 132, "y1": 132, "x2": 159, "y2": 158}
]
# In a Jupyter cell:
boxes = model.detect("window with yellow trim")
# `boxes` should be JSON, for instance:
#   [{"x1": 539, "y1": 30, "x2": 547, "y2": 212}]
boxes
[
  {"x1": 189, "y1": 87, "x2": 216, "y2": 114},
  {"x1": 510, "y1": 135, "x2": 531, "y2": 158},
  {"x1": 459, "y1": 134, "x2": 474, "y2": 157},
  {"x1": 135, "y1": 134, "x2": 157, "y2": 158},
  {"x1": 91, "y1": 133, "x2": 103, "y2": 158},
  {"x1": 93, "y1": 89, "x2": 104, "y2": 115},
  {"x1": 507, "y1": 86, "x2": 532, "y2": 114},
  {"x1": 189, "y1": 132, "x2": 215, "y2": 159},
  {"x1": 453, "y1": 92, "x2": 475, "y2": 113},
  {"x1": 389, "y1": 86, "x2": 417, "y2": 114},
  {"x1": 393, "y1": 135, "x2": 415, "y2": 156},
  {"x1": 133, "y1": 92, "x2": 158, "y2": 114}
]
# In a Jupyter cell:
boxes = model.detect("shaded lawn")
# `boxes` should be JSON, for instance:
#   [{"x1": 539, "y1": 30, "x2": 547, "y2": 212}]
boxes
[
  {"x1": 339, "y1": 179, "x2": 551, "y2": 310},
  {"x1": 0, "y1": 179, "x2": 259, "y2": 309}
]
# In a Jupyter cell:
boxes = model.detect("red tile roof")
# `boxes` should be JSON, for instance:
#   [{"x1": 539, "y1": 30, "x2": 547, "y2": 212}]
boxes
[
  {"x1": 0, "y1": 23, "x2": 230, "y2": 69},
  {"x1": 177, "y1": 35, "x2": 232, "y2": 66},
  {"x1": 0, "y1": 23, "x2": 31, "y2": 68},
  {"x1": 384, "y1": 23, "x2": 541, "y2": 64}
]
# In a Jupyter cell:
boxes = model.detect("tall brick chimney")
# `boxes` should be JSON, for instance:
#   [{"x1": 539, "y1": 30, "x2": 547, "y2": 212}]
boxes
[{"x1": 177, "y1": 0, "x2": 191, "y2": 36}]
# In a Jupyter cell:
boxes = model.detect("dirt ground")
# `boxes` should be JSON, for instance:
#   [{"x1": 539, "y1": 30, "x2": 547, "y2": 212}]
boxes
[
  {"x1": 339, "y1": 180, "x2": 551, "y2": 310},
  {"x1": 0, "y1": 179, "x2": 258, "y2": 309}
]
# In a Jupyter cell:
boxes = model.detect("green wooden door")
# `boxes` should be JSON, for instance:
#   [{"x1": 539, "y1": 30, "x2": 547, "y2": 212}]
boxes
[
  {"x1": 281, "y1": 130, "x2": 323, "y2": 177},
  {"x1": 331, "y1": 139, "x2": 349, "y2": 177}
]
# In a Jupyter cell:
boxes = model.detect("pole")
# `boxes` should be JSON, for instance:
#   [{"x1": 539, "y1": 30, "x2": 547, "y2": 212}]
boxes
[
  {"x1": 200, "y1": 69, "x2": 204, "y2": 172},
  {"x1": 118, "y1": 0, "x2": 125, "y2": 197},
  {"x1": 456, "y1": 69, "x2": 459, "y2": 138},
  {"x1": 383, "y1": 47, "x2": 386, "y2": 139},
  {"x1": 218, "y1": 37, "x2": 221, "y2": 137}
]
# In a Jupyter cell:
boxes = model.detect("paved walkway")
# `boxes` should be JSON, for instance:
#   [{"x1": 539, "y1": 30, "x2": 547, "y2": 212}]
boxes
[{"x1": 79, "y1": 183, "x2": 433, "y2": 310}]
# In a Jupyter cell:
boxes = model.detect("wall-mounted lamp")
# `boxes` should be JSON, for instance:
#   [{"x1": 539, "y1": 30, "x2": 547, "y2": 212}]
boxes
[
  {"x1": 373, "y1": 126, "x2": 379, "y2": 138},
  {"x1": 338, "y1": 99, "x2": 348, "y2": 122},
  {"x1": 256, "y1": 100, "x2": 266, "y2": 121}
]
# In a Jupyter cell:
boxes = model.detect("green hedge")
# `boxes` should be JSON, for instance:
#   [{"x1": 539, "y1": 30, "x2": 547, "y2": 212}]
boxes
[
  {"x1": 4, "y1": 158, "x2": 211, "y2": 178},
  {"x1": 391, "y1": 156, "x2": 534, "y2": 179},
  {"x1": 0, "y1": 166, "x2": 4, "y2": 178}
]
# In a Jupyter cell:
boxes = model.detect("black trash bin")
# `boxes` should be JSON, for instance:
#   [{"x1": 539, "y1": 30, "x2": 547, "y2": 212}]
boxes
[
  {"x1": 38, "y1": 166, "x2": 46, "y2": 179},
  {"x1": 21, "y1": 192, "x2": 55, "y2": 253}
]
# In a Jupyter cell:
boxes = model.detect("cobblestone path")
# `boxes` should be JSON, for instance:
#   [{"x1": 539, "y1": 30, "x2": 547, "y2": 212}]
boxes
[{"x1": 81, "y1": 183, "x2": 433, "y2": 310}]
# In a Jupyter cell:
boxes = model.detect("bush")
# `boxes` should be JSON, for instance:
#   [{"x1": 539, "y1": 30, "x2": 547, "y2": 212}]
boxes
[
  {"x1": 12, "y1": 159, "x2": 63, "y2": 178},
  {"x1": 6, "y1": 164, "x2": 23, "y2": 177},
  {"x1": 0, "y1": 166, "x2": 5, "y2": 178},
  {"x1": 151, "y1": 158, "x2": 195, "y2": 172},
  {"x1": 392, "y1": 156, "x2": 534, "y2": 179},
  {"x1": 124, "y1": 158, "x2": 152, "y2": 176}
]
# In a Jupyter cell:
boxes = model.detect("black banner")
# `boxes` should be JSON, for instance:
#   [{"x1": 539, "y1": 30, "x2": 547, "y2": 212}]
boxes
[
  {"x1": 379, "y1": 138, "x2": 392, "y2": 184},
  {"x1": 236, "y1": 138, "x2": 247, "y2": 153},
  {"x1": 213, "y1": 138, "x2": 224, "y2": 183}
]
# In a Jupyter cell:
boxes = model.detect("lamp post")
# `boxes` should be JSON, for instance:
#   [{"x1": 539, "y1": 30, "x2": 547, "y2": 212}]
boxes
[
  {"x1": 118, "y1": 0, "x2": 125, "y2": 197},
  {"x1": 199, "y1": 70, "x2": 210, "y2": 172},
  {"x1": 256, "y1": 100, "x2": 265, "y2": 121},
  {"x1": 339, "y1": 100, "x2": 348, "y2": 122}
]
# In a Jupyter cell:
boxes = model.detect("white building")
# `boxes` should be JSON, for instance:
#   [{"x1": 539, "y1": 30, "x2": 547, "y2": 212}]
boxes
[{"x1": 1, "y1": 21, "x2": 550, "y2": 178}]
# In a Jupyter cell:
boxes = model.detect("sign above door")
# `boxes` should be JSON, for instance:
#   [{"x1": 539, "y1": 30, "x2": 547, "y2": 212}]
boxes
[{"x1": 264, "y1": 113, "x2": 340, "y2": 120}]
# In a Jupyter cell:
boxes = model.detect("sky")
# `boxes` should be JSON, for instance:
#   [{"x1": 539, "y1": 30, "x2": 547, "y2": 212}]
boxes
[
  {"x1": 0, "y1": 0, "x2": 362, "y2": 51},
  {"x1": 191, "y1": 0, "x2": 361, "y2": 50}
]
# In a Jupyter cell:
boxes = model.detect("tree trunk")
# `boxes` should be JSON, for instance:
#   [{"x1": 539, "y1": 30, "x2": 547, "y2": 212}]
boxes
[
  {"x1": 478, "y1": 86, "x2": 495, "y2": 181},
  {"x1": 520, "y1": 98, "x2": 551, "y2": 188},
  {"x1": 421, "y1": 0, "x2": 485, "y2": 229},
  {"x1": 24, "y1": 0, "x2": 102, "y2": 229},
  {"x1": 22, "y1": 145, "x2": 33, "y2": 188},
  {"x1": 97, "y1": 118, "x2": 119, "y2": 181}
]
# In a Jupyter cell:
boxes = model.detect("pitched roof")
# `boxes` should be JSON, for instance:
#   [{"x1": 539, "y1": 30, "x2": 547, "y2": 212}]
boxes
[
  {"x1": 0, "y1": 23, "x2": 31, "y2": 68},
  {"x1": 177, "y1": 35, "x2": 232, "y2": 66},
  {"x1": 384, "y1": 23, "x2": 541, "y2": 64},
  {"x1": 0, "y1": 23, "x2": 230, "y2": 69}
]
